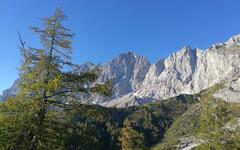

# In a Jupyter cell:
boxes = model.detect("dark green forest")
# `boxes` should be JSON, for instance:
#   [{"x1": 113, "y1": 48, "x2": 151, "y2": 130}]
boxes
[{"x1": 0, "y1": 91, "x2": 197, "y2": 150}]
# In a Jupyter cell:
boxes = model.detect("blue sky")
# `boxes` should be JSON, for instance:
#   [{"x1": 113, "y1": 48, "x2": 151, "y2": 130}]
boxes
[{"x1": 1, "y1": 0, "x2": 240, "y2": 93}]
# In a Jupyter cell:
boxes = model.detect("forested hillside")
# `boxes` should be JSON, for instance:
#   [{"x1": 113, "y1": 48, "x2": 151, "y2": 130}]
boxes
[
  {"x1": 0, "y1": 93, "x2": 198, "y2": 149},
  {"x1": 153, "y1": 83, "x2": 240, "y2": 149}
]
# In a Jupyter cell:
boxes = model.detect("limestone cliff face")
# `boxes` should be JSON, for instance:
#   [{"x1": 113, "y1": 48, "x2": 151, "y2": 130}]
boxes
[
  {"x1": 138, "y1": 46, "x2": 198, "y2": 100},
  {"x1": 137, "y1": 35, "x2": 240, "y2": 100},
  {"x1": 2, "y1": 35, "x2": 240, "y2": 107},
  {"x1": 213, "y1": 77, "x2": 240, "y2": 103},
  {"x1": 191, "y1": 36, "x2": 240, "y2": 93},
  {"x1": 1, "y1": 79, "x2": 19, "y2": 100},
  {"x1": 105, "y1": 35, "x2": 240, "y2": 107},
  {"x1": 99, "y1": 52, "x2": 151, "y2": 98}
]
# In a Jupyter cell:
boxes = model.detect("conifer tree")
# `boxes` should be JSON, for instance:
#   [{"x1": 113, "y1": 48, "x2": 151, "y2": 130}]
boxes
[
  {"x1": 119, "y1": 120, "x2": 147, "y2": 150},
  {"x1": 0, "y1": 8, "x2": 110, "y2": 149}
]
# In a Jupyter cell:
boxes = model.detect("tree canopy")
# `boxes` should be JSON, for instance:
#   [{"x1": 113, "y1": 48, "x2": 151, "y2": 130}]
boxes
[{"x1": 0, "y1": 8, "x2": 110, "y2": 149}]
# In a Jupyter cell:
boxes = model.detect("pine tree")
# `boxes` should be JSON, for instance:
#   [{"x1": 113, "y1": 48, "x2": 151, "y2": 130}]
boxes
[
  {"x1": 0, "y1": 8, "x2": 110, "y2": 149},
  {"x1": 119, "y1": 120, "x2": 147, "y2": 150}
]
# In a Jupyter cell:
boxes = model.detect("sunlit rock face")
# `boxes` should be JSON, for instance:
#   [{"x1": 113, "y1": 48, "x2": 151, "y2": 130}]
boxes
[
  {"x1": 138, "y1": 46, "x2": 198, "y2": 100},
  {"x1": 106, "y1": 35, "x2": 240, "y2": 107},
  {"x1": 2, "y1": 35, "x2": 240, "y2": 107},
  {"x1": 138, "y1": 35, "x2": 240, "y2": 100},
  {"x1": 75, "y1": 52, "x2": 152, "y2": 105},
  {"x1": 99, "y1": 52, "x2": 151, "y2": 98},
  {"x1": 213, "y1": 77, "x2": 240, "y2": 103}
]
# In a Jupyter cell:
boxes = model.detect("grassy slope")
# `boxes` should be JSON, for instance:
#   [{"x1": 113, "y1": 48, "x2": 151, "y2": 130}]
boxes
[{"x1": 152, "y1": 84, "x2": 240, "y2": 150}]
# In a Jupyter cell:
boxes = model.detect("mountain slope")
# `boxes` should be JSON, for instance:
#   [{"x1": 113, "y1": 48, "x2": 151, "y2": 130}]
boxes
[
  {"x1": 99, "y1": 52, "x2": 151, "y2": 98},
  {"x1": 107, "y1": 35, "x2": 240, "y2": 107},
  {"x1": 1, "y1": 71, "x2": 240, "y2": 149},
  {"x1": 152, "y1": 78, "x2": 240, "y2": 150},
  {"x1": 138, "y1": 35, "x2": 240, "y2": 100},
  {"x1": 1, "y1": 79, "x2": 19, "y2": 100},
  {"x1": 55, "y1": 93, "x2": 199, "y2": 149},
  {"x1": 2, "y1": 35, "x2": 240, "y2": 107}
]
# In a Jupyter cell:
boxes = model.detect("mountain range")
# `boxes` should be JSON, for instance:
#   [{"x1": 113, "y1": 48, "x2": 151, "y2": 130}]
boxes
[{"x1": 2, "y1": 34, "x2": 240, "y2": 107}]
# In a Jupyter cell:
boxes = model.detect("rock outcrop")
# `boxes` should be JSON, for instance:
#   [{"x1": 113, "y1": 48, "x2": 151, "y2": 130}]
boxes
[
  {"x1": 106, "y1": 35, "x2": 240, "y2": 107},
  {"x1": 2, "y1": 35, "x2": 240, "y2": 107}
]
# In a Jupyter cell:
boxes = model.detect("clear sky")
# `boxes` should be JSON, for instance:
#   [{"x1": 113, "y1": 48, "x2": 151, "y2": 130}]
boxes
[{"x1": 1, "y1": 0, "x2": 240, "y2": 93}]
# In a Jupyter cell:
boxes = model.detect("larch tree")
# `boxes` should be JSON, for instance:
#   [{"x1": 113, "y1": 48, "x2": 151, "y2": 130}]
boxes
[
  {"x1": 119, "y1": 120, "x2": 147, "y2": 150},
  {"x1": 0, "y1": 8, "x2": 110, "y2": 149}
]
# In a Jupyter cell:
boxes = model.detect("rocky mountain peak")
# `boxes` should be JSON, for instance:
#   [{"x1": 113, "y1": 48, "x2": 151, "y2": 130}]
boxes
[
  {"x1": 1, "y1": 79, "x2": 19, "y2": 101},
  {"x1": 179, "y1": 45, "x2": 192, "y2": 52},
  {"x1": 75, "y1": 61, "x2": 96, "y2": 73},
  {"x1": 225, "y1": 34, "x2": 240, "y2": 46},
  {"x1": 111, "y1": 52, "x2": 149, "y2": 65},
  {"x1": 99, "y1": 52, "x2": 151, "y2": 98},
  {"x1": 2, "y1": 34, "x2": 240, "y2": 107},
  {"x1": 117, "y1": 51, "x2": 137, "y2": 58}
]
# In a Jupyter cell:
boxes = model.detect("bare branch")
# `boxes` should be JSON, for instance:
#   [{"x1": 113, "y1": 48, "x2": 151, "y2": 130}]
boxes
[{"x1": 17, "y1": 31, "x2": 26, "y2": 48}]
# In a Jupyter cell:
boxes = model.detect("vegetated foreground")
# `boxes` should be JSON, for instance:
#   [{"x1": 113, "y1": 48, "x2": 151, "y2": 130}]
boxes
[
  {"x1": 153, "y1": 83, "x2": 240, "y2": 150},
  {"x1": 0, "y1": 90, "x2": 198, "y2": 149},
  {"x1": 1, "y1": 83, "x2": 240, "y2": 149}
]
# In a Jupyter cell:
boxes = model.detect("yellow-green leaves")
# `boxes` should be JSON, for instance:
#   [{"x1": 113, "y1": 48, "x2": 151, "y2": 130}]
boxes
[{"x1": 1, "y1": 7, "x2": 112, "y2": 149}]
